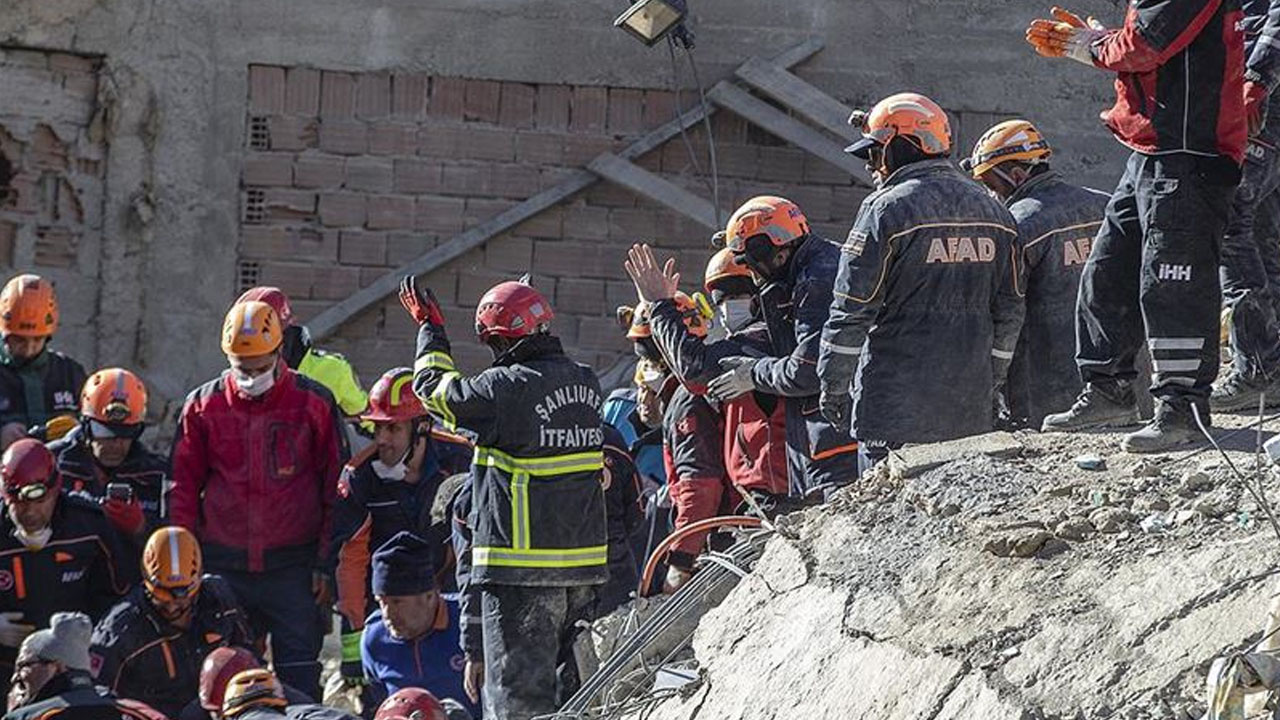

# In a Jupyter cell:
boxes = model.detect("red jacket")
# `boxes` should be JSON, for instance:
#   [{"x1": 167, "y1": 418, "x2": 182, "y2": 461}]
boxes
[
  {"x1": 169, "y1": 368, "x2": 347, "y2": 573},
  {"x1": 1092, "y1": 0, "x2": 1246, "y2": 163}
]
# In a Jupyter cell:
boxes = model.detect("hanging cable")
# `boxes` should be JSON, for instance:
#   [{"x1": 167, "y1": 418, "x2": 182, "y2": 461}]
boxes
[
  {"x1": 667, "y1": 35, "x2": 718, "y2": 203},
  {"x1": 684, "y1": 45, "x2": 722, "y2": 227}
]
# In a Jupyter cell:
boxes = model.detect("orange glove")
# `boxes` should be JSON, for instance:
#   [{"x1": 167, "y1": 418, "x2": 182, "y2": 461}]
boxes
[
  {"x1": 398, "y1": 275, "x2": 445, "y2": 327},
  {"x1": 1246, "y1": 80, "x2": 1269, "y2": 137},
  {"x1": 1027, "y1": 7, "x2": 1106, "y2": 65}
]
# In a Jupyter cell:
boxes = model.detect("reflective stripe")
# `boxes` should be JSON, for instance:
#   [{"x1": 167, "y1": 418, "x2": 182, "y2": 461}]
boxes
[
  {"x1": 991, "y1": 348, "x2": 1014, "y2": 360},
  {"x1": 820, "y1": 340, "x2": 862, "y2": 356},
  {"x1": 473, "y1": 545, "x2": 609, "y2": 568},
  {"x1": 1152, "y1": 359, "x2": 1201, "y2": 373},
  {"x1": 414, "y1": 351, "x2": 457, "y2": 374},
  {"x1": 511, "y1": 472, "x2": 530, "y2": 550},
  {"x1": 473, "y1": 447, "x2": 604, "y2": 476},
  {"x1": 426, "y1": 371, "x2": 461, "y2": 430},
  {"x1": 1148, "y1": 337, "x2": 1205, "y2": 351}
]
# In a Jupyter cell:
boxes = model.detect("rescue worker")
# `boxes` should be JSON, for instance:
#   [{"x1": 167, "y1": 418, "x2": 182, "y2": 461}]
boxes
[
  {"x1": 331, "y1": 368, "x2": 470, "y2": 695},
  {"x1": 372, "y1": 689, "x2": 447, "y2": 720},
  {"x1": 964, "y1": 120, "x2": 1109, "y2": 428},
  {"x1": 235, "y1": 287, "x2": 367, "y2": 419},
  {"x1": 401, "y1": 274, "x2": 606, "y2": 720},
  {"x1": 1028, "y1": 2, "x2": 1245, "y2": 450},
  {"x1": 89, "y1": 526, "x2": 254, "y2": 718},
  {"x1": 599, "y1": 424, "x2": 642, "y2": 615},
  {"x1": 620, "y1": 298, "x2": 722, "y2": 593},
  {"x1": 48, "y1": 368, "x2": 169, "y2": 541},
  {"x1": 359, "y1": 532, "x2": 476, "y2": 717},
  {"x1": 444, "y1": 478, "x2": 481, "y2": 708},
  {"x1": 0, "y1": 275, "x2": 86, "y2": 450},
  {"x1": 170, "y1": 301, "x2": 348, "y2": 701},
  {"x1": 1210, "y1": 0, "x2": 1280, "y2": 410},
  {"x1": 624, "y1": 250, "x2": 791, "y2": 588},
  {"x1": 626, "y1": 246, "x2": 791, "y2": 509},
  {"x1": 700, "y1": 196, "x2": 860, "y2": 495},
  {"x1": 818, "y1": 92, "x2": 1024, "y2": 469},
  {"x1": 181, "y1": 647, "x2": 312, "y2": 720},
  {"x1": 0, "y1": 440, "x2": 128, "y2": 698},
  {"x1": 4, "y1": 613, "x2": 163, "y2": 720},
  {"x1": 220, "y1": 670, "x2": 290, "y2": 720}
]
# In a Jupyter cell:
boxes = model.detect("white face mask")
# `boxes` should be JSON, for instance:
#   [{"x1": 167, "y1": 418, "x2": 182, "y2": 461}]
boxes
[
  {"x1": 371, "y1": 445, "x2": 412, "y2": 481},
  {"x1": 718, "y1": 298, "x2": 754, "y2": 334},
  {"x1": 233, "y1": 362, "x2": 277, "y2": 397},
  {"x1": 13, "y1": 525, "x2": 51, "y2": 551}
]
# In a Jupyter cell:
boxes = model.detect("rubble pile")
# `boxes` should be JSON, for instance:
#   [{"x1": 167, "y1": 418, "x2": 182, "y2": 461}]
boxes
[{"x1": 634, "y1": 425, "x2": 1280, "y2": 719}]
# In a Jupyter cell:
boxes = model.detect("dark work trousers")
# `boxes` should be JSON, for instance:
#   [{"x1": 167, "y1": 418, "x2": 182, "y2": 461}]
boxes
[
  {"x1": 1076, "y1": 152, "x2": 1238, "y2": 405},
  {"x1": 218, "y1": 565, "x2": 323, "y2": 702},
  {"x1": 480, "y1": 584, "x2": 596, "y2": 720},
  {"x1": 1221, "y1": 136, "x2": 1280, "y2": 378}
]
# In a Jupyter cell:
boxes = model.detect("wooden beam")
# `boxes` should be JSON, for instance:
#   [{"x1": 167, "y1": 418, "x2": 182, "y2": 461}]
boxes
[
  {"x1": 588, "y1": 153, "x2": 719, "y2": 229},
  {"x1": 705, "y1": 83, "x2": 870, "y2": 185},
  {"x1": 734, "y1": 57, "x2": 859, "y2": 142},
  {"x1": 306, "y1": 38, "x2": 824, "y2": 341}
]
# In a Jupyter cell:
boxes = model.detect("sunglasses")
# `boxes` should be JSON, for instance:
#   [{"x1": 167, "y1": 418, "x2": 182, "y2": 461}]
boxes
[
  {"x1": 88, "y1": 420, "x2": 144, "y2": 440},
  {"x1": 147, "y1": 580, "x2": 199, "y2": 602}
]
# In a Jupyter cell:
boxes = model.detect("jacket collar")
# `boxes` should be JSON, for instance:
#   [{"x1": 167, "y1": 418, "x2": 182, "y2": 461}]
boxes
[
  {"x1": 881, "y1": 158, "x2": 957, "y2": 188},
  {"x1": 493, "y1": 333, "x2": 564, "y2": 367},
  {"x1": 31, "y1": 670, "x2": 95, "y2": 703},
  {"x1": 1005, "y1": 168, "x2": 1063, "y2": 206}
]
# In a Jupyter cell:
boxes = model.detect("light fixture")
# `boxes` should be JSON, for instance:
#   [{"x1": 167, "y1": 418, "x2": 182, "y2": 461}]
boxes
[{"x1": 614, "y1": 0, "x2": 688, "y2": 46}]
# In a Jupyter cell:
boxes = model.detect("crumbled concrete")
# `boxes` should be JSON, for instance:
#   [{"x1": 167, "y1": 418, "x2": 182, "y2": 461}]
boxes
[{"x1": 633, "y1": 421, "x2": 1280, "y2": 719}]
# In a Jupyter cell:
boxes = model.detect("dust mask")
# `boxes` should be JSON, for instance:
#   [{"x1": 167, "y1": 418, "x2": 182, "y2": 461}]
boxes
[
  {"x1": 718, "y1": 299, "x2": 754, "y2": 334},
  {"x1": 372, "y1": 445, "x2": 412, "y2": 481},
  {"x1": 234, "y1": 362, "x2": 277, "y2": 397}
]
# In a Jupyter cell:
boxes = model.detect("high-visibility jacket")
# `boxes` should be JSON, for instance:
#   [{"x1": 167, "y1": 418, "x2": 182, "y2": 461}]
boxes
[
  {"x1": 412, "y1": 328, "x2": 607, "y2": 587},
  {"x1": 297, "y1": 348, "x2": 368, "y2": 418}
]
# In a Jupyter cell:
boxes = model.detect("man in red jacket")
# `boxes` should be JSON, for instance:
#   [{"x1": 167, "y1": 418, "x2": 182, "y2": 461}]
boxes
[
  {"x1": 169, "y1": 301, "x2": 348, "y2": 702},
  {"x1": 1029, "y1": 0, "x2": 1246, "y2": 452}
]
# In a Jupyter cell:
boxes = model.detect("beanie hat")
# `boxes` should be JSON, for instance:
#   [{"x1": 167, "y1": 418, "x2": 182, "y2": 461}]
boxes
[
  {"x1": 22, "y1": 612, "x2": 92, "y2": 671},
  {"x1": 371, "y1": 531, "x2": 436, "y2": 597}
]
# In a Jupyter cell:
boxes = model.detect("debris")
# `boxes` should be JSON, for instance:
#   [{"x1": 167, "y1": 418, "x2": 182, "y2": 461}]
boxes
[
  {"x1": 1178, "y1": 470, "x2": 1214, "y2": 497},
  {"x1": 1131, "y1": 459, "x2": 1165, "y2": 478},
  {"x1": 1139, "y1": 513, "x2": 1169, "y2": 534},
  {"x1": 1193, "y1": 495, "x2": 1230, "y2": 519},
  {"x1": 1089, "y1": 507, "x2": 1134, "y2": 534},
  {"x1": 889, "y1": 432, "x2": 1024, "y2": 479},
  {"x1": 1174, "y1": 509, "x2": 1197, "y2": 525},
  {"x1": 1075, "y1": 454, "x2": 1106, "y2": 471},
  {"x1": 1133, "y1": 496, "x2": 1171, "y2": 513},
  {"x1": 1054, "y1": 516, "x2": 1096, "y2": 542}
]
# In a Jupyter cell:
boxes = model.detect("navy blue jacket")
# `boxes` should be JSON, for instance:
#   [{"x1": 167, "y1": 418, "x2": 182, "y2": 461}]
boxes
[
  {"x1": 360, "y1": 600, "x2": 478, "y2": 718},
  {"x1": 818, "y1": 159, "x2": 1024, "y2": 444},
  {"x1": 748, "y1": 236, "x2": 859, "y2": 494},
  {"x1": 1006, "y1": 171, "x2": 1110, "y2": 426}
]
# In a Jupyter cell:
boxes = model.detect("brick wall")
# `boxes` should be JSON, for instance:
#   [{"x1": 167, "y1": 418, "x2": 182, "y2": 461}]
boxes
[
  {"x1": 0, "y1": 47, "x2": 104, "y2": 366},
  {"x1": 239, "y1": 64, "x2": 868, "y2": 383}
]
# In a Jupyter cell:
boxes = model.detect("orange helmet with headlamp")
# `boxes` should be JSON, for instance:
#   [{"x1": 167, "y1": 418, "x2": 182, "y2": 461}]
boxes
[{"x1": 141, "y1": 526, "x2": 203, "y2": 604}]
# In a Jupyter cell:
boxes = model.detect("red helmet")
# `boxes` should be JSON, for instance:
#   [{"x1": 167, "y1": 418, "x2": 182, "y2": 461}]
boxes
[
  {"x1": 474, "y1": 281, "x2": 554, "y2": 341},
  {"x1": 199, "y1": 647, "x2": 260, "y2": 712},
  {"x1": 0, "y1": 439, "x2": 59, "y2": 502},
  {"x1": 361, "y1": 368, "x2": 426, "y2": 424},
  {"x1": 374, "y1": 688, "x2": 447, "y2": 720},
  {"x1": 235, "y1": 286, "x2": 294, "y2": 327}
]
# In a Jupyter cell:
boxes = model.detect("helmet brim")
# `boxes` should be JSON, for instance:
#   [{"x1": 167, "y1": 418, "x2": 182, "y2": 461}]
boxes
[{"x1": 844, "y1": 137, "x2": 878, "y2": 159}]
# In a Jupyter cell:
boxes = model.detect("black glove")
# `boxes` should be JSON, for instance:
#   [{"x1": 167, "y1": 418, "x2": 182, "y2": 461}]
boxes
[{"x1": 819, "y1": 385, "x2": 852, "y2": 431}]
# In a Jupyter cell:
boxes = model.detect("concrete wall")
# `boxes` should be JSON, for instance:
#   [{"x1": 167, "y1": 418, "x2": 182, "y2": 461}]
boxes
[{"x1": 0, "y1": 0, "x2": 1129, "y2": 419}]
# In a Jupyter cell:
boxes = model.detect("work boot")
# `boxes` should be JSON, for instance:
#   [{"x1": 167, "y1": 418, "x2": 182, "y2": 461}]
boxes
[
  {"x1": 1121, "y1": 400, "x2": 1207, "y2": 454},
  {"x1": 1040, "y1": 381, "x2": 1140, "y2": 432},
  {"x1": 1209, "y1": 369, "x2": 1280, "y2": 413}
]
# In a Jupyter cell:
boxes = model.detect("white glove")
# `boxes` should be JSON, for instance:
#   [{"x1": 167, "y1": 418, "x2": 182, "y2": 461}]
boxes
[
  {"x1": 663, "y1": 565, "x2": 693, "y2": 594},
  {"x1": 0, "y1": 612, "x2": 35, "y2": 648},
  {"x1": 706, "y1": 357, "x2": 757, "y2": 402}
]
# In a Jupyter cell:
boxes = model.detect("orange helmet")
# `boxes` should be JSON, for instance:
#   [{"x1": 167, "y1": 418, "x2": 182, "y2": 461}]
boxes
[
  {"x1": 81, "y1": 368, "x2": 147, "y2": 426},
  {"x1": 626, "y1": 293, "x2": 710, "y2": 340},
  {"x1": 965, "y1": 119, "x2": 1052, "y2": 177},
  {"x1": 703, "y1": 248, "x2": 752, "y2": 294},
  {"x1": 0, "y1": 274, "x2": 58, "y2": 338},
  {"x1": 221, "y1": 669, "x2": 287, "y2": 717},
  {"x1": 845, "y1": 92, "x2": 951, "y2": 159},
  {"x1": 199, "y1": 647, "x2": 261, "y2": 712},
  {"x1": 235, "y1": 286, "x2": 294, "y2": 327},
  {"x1": 142, "y1": 526, "x2": 203, "y2": 604},
  {"x1": 221, "y1": 301, "x2": 282, "y2": 357},
  {"x1": 362, "y1": 368, "x2": 427, "y2": 424},
  {"x1": 724, "y1": 196, "x2": 809, "y2": 253}
]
